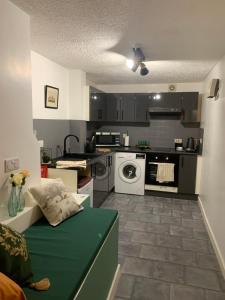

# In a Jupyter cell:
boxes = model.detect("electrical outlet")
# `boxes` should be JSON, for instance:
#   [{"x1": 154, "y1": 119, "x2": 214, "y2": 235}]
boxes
[{"x1": 4, "y1": 158, "x2": 20, "y2": 173}]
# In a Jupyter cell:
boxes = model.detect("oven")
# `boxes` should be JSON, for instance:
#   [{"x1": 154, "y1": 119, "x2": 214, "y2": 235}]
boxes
[
  {"x1": 145, "y1": 152, "x2": 179, "y2": 193},
  {"x1": 95, "y1": 132, "x2": 121, "y2": 147}
]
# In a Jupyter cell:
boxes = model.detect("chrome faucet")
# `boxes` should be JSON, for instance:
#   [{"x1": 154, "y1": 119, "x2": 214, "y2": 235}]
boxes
[{"x1": 63, "y1": 134, "x2": 80, "y2": 156}]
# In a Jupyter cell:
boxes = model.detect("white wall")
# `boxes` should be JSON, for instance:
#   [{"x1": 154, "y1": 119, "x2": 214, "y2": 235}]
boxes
[
  {"x1": 31, "y1": 51, "x2": 69, "y2": 119},
  {"x1": 0, "y1": 0, "x2": 40, "y2": 205},
  {"x1": 32, "y1": 53, "x2": 90, "y2": 121},
  {"x1": 199, "y1": 54, "x2": 225, "y2": 276},
  {"x1": 97, "y1": 82, "x2": 203, "y2": 93},
  {"x1": 68, "y1": 70, "x2": 89, "y2": 120}
]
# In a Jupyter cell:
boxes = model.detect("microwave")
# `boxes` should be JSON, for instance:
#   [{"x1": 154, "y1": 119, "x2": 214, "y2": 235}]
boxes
[{"x1": 95, "y1": 132, "x2": 121, "y2": 147}]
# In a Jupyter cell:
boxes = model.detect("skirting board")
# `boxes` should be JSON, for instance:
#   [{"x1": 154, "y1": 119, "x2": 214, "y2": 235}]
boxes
[
  {"x1": 107, "y1": 264, "x2": 121, "y2": 300},
  {"x1": 198, "y1": 196, "x2": 225, "y2": 279}
]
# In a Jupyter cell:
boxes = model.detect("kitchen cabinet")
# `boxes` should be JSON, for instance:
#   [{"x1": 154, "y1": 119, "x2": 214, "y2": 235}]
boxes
[
  {"x1": 106, "y1": 93, "x2": 135, "y2": 122},
  {"x1": 149, "y1": 92, "x2": 182, "y2": 110},
  {"x1": 120, "y1": 94, "x2": 136, "y2": 122},
  {"x1": 92, "y1": 153, "x2": 115, "y2": 207},
  {"x1": 134, "y1": 94, "x2": 150, "y2": 122},
  {"x1": 90, "y1": 90, "x2": 107, "y2": 121},
  {"x1": 178, "y1": 155, "x2": 197, "y2": 194},
  {"x1": 105, "y1": 93, "x2": 149, "y2": 122},
  {"x1": 90, "y1": 91, "x2": 200, "y2": 124},
  {"x1": 108, "y1": 153, "x2": 115, "y2": 191},
  {"x1": 181, "y1": 92, "x2": 200, "y2": 123},
  {"x1": 106, "y1": 93, "x2": 121, "y2": 121}
]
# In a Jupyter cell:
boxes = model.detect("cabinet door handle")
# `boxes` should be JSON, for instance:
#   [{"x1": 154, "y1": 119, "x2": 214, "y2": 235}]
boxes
[{"x1": 122, "y1": 110, "x2": 124, "y2": 120}]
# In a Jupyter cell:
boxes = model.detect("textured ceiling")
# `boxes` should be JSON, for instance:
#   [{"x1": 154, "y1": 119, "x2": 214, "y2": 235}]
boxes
[{"x1": 11, "y1": 0, "x2": 225, "y2": 84}]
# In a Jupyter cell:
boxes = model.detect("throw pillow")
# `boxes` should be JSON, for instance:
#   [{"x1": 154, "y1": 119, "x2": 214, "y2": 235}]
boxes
[
  {"x1": 0, "y1": 272, "x2": 26, "y2": 300},
  {"x1": 0, "y1": 224, "x2": 33, "y2": 286},
  {"x1": 29, "y1": 179, "x2": 83, "y2": 226}
]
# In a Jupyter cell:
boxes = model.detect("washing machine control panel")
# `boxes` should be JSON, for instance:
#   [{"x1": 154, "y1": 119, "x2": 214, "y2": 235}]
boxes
[{"x1": 136, "y1": 153, "x2": 146, "y2": 159}]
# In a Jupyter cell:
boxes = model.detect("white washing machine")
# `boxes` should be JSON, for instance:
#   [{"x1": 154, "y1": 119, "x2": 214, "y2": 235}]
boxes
[{"x1": 115, "y1": 152, "x2": 146, "y2": 195}]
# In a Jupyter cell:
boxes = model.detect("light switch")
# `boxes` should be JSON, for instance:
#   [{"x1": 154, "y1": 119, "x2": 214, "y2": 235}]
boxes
[{"x1": 4, "y1": 158, "x2": 20, "y2": 173}]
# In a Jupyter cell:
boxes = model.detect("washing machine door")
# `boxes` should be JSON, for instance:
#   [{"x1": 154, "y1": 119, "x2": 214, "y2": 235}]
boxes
[
  {"x1": 95, "y1": 159, "x2": 108, "y2": 180},
  {"x1": 118, "y1": 160, "x2": 141, "y2": 183}
]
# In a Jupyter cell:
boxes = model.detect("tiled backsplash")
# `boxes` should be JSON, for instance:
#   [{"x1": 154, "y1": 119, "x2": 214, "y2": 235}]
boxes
[
  {"x1": 33, "y1": 119, "x2": 203, "y2": 158},
  {"x1": 97, "y1": 120, "x2": 203, "y2": 148},
  {"x1": 33, "y1": 119, "x2": 87, "y2": 158}
]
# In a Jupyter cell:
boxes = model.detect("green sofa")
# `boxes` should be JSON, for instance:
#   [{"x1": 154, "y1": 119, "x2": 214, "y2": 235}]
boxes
[{"x1": 23, "y1": 206, "x2": 119, "y2": 300}]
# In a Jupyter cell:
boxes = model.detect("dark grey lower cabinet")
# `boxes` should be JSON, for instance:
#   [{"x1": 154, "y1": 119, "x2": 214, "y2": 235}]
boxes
[
  {"x1": 92, "y1": 153, "x2": 115, "y2": 207},
  {"x1": 178, "y1": 155, "x2": 197, "y2": 194},
  {"x1": 108, "y1": 153, "x2": 115, "y2": 191}
]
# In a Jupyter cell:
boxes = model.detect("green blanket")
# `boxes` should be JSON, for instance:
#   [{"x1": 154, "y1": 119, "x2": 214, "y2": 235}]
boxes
[{"x1": 23, "y1": 207, "x2": 118, "y2": 300}]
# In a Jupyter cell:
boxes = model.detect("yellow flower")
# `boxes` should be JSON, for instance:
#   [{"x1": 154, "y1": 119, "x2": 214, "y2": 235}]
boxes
[
  {"x1": 13, "y1": 173, "x2": 23, "y2": 186},
  {"x1": 9, "y1": 170, "x2": 30, "y2": 186},
  {"x1": 20, "y1": 170, "x2": 30, "y2": 177}
]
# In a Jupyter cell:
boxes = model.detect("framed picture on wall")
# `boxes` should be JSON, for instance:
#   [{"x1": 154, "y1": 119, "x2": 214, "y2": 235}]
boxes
[{"x1": 45, "y1": 85, "x2": 59, "y2": 109}]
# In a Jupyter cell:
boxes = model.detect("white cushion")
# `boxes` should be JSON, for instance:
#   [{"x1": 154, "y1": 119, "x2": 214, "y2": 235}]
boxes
[{"x1": 29, "y1": 179, "x2": 83, "y2": 226}]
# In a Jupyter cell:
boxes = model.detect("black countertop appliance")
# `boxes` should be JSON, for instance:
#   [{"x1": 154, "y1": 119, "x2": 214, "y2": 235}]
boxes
[{"x1": 186, "y1": 137, "x2": 196, "y2": 152}]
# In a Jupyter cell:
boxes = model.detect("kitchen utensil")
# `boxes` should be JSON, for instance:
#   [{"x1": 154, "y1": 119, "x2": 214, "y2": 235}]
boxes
[{"x1": 85, "y1": 136, "x2": 96, "y2": 153}]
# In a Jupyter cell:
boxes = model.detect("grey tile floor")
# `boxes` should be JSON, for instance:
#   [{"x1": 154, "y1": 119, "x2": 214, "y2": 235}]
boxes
[{"x1": 101, "y1": 193, "x2": 225, "y2": 300}]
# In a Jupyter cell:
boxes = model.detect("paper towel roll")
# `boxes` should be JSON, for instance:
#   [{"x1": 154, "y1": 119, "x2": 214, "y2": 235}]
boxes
[{"x1": 124, "y1": 136, "x2": 129, "y2": 147}]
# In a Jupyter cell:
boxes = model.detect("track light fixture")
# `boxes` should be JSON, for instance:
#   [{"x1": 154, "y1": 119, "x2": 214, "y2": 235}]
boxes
[
  {"x1": 126, "y1": 47, "x2": 149, "y2": 76},
  {"x1": 140, "y1": 62, "x2": 149, "y2": 76}
]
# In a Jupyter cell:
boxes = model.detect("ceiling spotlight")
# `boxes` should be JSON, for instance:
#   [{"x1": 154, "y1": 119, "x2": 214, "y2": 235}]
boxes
[
  {"x1": 126, "y1": 47, "x2": 149, "y2": 76},
  {"x1": 140, "y1": 62, "x2": 149, "y2": 76},
  {"x1": 126, "y1": 59, "x2": 134, "y2": 69},
  {"x1": 131, "y1": 61, "x2": 139, "y2": 72}
]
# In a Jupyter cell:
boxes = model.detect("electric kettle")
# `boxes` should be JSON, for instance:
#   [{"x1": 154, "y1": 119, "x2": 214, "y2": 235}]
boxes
[{"x1": 186, "y1": 137, "x2": 195, "y2": 152}]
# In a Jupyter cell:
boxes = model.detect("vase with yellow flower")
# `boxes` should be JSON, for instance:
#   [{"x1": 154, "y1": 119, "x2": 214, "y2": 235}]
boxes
[
  {"x1": 17, "y1": 170, "x2": 29, "y2": 212},
  {"x1": 8, "y1": 174, "x2": 20, "y2": 217},
  {"x1": 8, "y1": 170, "x2": 30, "y2": 216}
]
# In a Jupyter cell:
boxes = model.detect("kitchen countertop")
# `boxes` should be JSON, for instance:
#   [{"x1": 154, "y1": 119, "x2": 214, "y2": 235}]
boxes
[
  {"x1": 109, "y1": 146, "x2": 200, "y2": 156},
  {"x1": 47, "y1": 146, "x2": 200, "y2": 170}
]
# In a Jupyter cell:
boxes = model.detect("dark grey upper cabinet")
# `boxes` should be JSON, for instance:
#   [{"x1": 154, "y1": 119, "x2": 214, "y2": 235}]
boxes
[
  {"x1": 149, "y1": 92, "x2": 182, "y2": 110},
  {"x1": 120, "y1": 94, "x2": 135, "y2": 122},
  {"x1": 166, "y1": 93, "x2": 182, "y2": 109},
  {"x1": 134, "y1": 94, "x2": 150, "y2": 122},
  {"x1": 149, "y1": 93, "x2": 166, "y2": 108},
  {"x1": 106, "y1": 93, "x2": 136, "y2": 122},
  {"x1": 178, "y1": 155, "x2": 197, "y2": 194},
  {"x1": 90, "y1": 91, "x2": 200, "y2": 124},
  {"x1": 90, "y1": 92, "x2": 107, "y2": 121},
  {"x1": 106, "y1": 93, "x2": 120, "y2": 121},
  {"x1": 181, "y1": 92, "x2": 200, "y2": 123}
]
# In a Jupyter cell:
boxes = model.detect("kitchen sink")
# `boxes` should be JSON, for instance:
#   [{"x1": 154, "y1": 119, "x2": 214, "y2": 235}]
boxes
[{"x1": 62, "y1": 152, "x2": 102, "y2": 160}]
